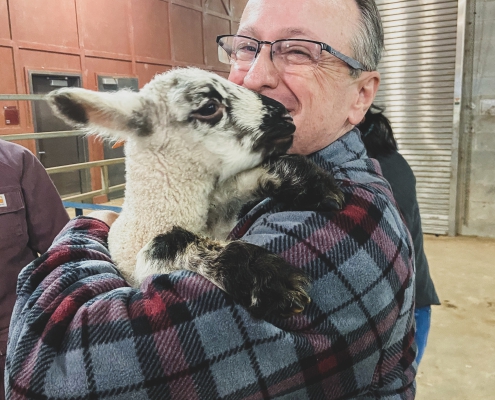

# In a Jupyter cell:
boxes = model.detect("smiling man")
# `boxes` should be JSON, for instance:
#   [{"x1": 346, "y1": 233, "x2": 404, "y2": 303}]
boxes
[
  {"x1": 5, "y1": 1, "x2": 416, "y2": 399},
  {"x1": 225, "y1": 0, "x2": 381, "y2": 155}
]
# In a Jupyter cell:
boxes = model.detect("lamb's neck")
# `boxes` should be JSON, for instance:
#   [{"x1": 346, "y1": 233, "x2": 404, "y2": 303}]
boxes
[{"x1": 123, "y1": 148, "x2": 218, "y2": 233}]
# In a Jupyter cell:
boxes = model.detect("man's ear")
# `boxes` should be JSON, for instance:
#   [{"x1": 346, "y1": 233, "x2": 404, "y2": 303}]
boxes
[
  {"x1": 348, "y1": 71, "x2": 380, "y2": 126},
  {"x1": 46, "y1": 88, "x2": 151, "y2": 140}
]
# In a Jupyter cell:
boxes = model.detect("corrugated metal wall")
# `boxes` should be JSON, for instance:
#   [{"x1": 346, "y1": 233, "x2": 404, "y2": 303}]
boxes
[{"x1": 375, "y1": 0, "x2": 460, "y2": 235}]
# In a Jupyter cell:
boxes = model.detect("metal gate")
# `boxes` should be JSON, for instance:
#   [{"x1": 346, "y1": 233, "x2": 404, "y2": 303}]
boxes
[
  {"x1": 30, "y1": 73, "x2": 89, "y2": 197},
  {"x1": 98, "y1": 76, "x2": 139, "y2": 200},
  {"x1": 374, "y1": 0, "x2": 465, "y2": 235}
]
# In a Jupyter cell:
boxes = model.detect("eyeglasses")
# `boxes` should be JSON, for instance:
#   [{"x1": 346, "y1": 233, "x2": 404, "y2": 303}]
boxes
[{"x1": 216, "y1": 34, "x2": 367, "y2": 73}]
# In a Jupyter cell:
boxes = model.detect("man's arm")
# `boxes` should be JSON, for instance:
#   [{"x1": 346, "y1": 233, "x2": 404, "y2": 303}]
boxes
[
  {"x1": 8, "y1": 217, "x2": 317, "y2": 400},
  {"x1": 6, "y1": 189, "x2": 416, "y2": 400},
  {"x1": 238, "y1": 183, "x2": 417, "y2": 398},
  {"x1": 20, "y1": 151, "x2": 69, "y2": 254}
]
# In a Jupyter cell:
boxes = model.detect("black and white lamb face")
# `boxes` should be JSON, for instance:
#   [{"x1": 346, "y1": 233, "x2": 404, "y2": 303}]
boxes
[{"x1": 47, "y1": 67, "x2": 295, "y2": 181}]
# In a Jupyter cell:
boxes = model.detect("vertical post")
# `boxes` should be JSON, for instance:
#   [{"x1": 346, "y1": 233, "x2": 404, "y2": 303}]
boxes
[
  {"x1": 101, "y1": 165, "x2": 109, "y2": 196},
  {"x1": 449, "y1": 0, "x2": 467, "y2": 236}
]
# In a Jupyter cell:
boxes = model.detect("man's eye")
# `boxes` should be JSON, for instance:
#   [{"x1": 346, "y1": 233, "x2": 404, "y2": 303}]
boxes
[
  {"x1": 282, "y1": 47, "x2": 311, "y2": 57},
  {"x1": 235, "y1": 43, "x2": 257, "y2": 53}
]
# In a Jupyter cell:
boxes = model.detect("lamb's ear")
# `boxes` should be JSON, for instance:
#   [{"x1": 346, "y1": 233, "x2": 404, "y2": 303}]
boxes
[{"x1": 46, "y1": 88, "x2": 151, "y2": 140}]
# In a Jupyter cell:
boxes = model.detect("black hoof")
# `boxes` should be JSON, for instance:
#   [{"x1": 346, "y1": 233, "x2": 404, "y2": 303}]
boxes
[
  {"x1": 266, "y1": 155, "x2": 344, "y2": 212},
  {"x1": 214, "y1": 241, "x2": 311, "y2": 319}
]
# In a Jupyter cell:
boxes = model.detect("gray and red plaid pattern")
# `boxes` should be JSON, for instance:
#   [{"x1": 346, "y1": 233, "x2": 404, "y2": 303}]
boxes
[{"x1": 6, "y1": 129, "x2": 416, "y2": 399}]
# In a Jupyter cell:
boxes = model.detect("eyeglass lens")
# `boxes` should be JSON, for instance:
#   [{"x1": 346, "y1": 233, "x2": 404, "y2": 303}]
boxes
[{"x1": 218, "y1": 36, "x2": 322, "y2": 72}]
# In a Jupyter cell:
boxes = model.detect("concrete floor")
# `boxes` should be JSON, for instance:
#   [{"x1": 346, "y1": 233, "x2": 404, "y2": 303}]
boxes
[
  {"x1": 66, "y1": 202, "x2": 495, "y2": 398},
  {"x1": 417, "y1": 235, "x2": 495, "y2": 399}
]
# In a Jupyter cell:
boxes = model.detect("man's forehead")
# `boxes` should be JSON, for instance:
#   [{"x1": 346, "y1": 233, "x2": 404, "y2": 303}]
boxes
[
  {"x1": 238, "y1": 0, "x2": 358, "y2": 49},
  {"x1": 237, "y1": 26, "x2": 321, "y2": 41}
]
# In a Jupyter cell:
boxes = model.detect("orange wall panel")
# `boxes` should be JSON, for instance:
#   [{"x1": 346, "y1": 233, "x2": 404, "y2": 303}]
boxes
[
  {"x1": 136, "y1": 63, "x2": 171, "y2": 88},
  {"x1": 132, "y1": 0, "x2": 171, "y2": 61},
  {"x1": 231, "y1": 21, "x2": 240, "y2": 35},
  {"x1": 204, "y1": 14, "x2": 230, "y2": 68},
  {"x1": 0, "y1": 47, "x2": 18, "y2": 131},
  {"x1": 0, "y1": 47, "x2": 16, "y2": 94},
  {"x1": 0, "y1": 0, "x2": 10, "y2": 40},
  {"x1": 232, "y1": 0, "x2": 248, "y2": 20},
  {"x1": 11, "y1": 0, "x2": 79, "y2": 48},
  {"x1": 19, "y1": 49, "x2": 81, "y2": 75},
  {"x1": 170, "y1": 5, "x2": 203, "y2": 65},
  {"x1": 79, "y1": 0, "x2": 131, "y2": 55},
  {"x1": 181, "y1": 0, "x2": 202, "y2": 7},
  {"x1": 84, "y1": 57, "x2": 134, "y2": 89},
  {"x1": 205, "y1": 0, "x2": 230, "y2": 15}
]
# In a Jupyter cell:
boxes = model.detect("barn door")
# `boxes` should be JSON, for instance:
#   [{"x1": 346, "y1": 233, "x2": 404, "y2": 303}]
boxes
[{"x1": 374, "y1": 0, "x2": 463, "y2": 235}]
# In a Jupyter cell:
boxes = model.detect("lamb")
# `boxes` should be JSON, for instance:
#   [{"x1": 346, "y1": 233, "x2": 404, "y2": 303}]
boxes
[{"x1": 47, "y1": 67, "x2": 343, "y2": 318}]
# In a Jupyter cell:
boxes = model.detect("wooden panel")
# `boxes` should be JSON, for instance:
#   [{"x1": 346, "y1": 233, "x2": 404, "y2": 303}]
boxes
[
  {"x1": 0, "y1": 47, "x2": 17, "y2": 130},
  {"x1": 0, "y1": 0, "x2": 10, "y2": 40},
  {"x1": 132, "y1": 0, "x2": 171, "y2": 60},
  {"x1": 0, "y1": 47, "x2": 16, "y2": 94},
  {"x1": 204, "y1": 14, "x2": 230, "y2": 67},
  {"x1": 170, "y1": 5, "x2": 204, "y2": 64},
  {"x1": 214, "y1": 70, "x2": 229, "y2": 79},
  {"x1": 84, "y1": 57, "x2": 133, "y2": 89},
  {"x1": 79, "y1": 0, "x2": 131, "y2": 55},
  {"x1": 20, "y1": 49, "x2": 81, "y2": 72},
  {"x1": 231, "y1": 20, "x2": 240, "y2": 34},
  {"x1": 136, "y1": 63, "x2": 171, "y2": 88},
  {"x1": 231, "y1": 0, "x2": 248, "y2": 20},
  {"x1": 11, "y1": 0, "x2": 79, "y2": 48},
  {"x1": 206, "y1": 0, "x2": 230, "y2": 15},
  {"x1": 180, "y1": 0, "x2": 202, "y2": 7}
]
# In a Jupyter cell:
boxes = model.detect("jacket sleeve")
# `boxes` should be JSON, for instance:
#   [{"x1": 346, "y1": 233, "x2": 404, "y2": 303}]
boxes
[
  {"x1": 239, "y1": 181, "x2": 417, "y2": 398},
  {"x1": 20, "y1": 150, "x2": 69, "y2": 254},
  {"x1": 6, "y1": 190, "x2": 416, "y2": 400}
]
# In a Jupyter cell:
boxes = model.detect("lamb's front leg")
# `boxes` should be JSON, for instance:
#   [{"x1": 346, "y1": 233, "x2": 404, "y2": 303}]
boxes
[
  {"x1": 135, "y1": 227, "x2": 310, "y2": 319},
  {"x1": 260, "y1": 155, "x2": 345, "y2": 211},
  {"x1": 208, "y1": 155, "x2": 344, "y2": 239}
]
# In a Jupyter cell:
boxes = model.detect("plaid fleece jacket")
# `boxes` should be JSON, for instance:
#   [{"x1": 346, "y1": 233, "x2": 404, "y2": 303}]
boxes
[{"x1": 6, "y1": 129, "x2": 416, "y2": 400}]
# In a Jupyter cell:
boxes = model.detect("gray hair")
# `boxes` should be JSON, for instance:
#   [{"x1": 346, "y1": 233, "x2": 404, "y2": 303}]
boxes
[{"x1": 350, "y1": 0, "x2": 384, "y2": 77}]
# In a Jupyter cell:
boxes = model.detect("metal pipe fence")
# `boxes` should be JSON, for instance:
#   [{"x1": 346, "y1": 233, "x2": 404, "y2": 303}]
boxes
[{"x1": 0, "y1": 94, "x2": 125, "y2": 202}]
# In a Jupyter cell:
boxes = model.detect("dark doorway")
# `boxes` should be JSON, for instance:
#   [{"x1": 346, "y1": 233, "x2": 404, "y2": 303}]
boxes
[
  {"x1": 30, "y1": 73, "x2": 89, "y2": 197},
  {"x1": 98, "y1": 76, "x2": 139, "y2": 199}
]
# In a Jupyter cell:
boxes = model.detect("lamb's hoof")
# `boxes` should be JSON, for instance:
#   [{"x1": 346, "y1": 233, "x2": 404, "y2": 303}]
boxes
[
  {"x1": 215, "y1": 241, "x2": 311, "y2": 319},
  {"x1": 302, "y1": 189, "x2": 345, "y2": 212},
  {"x1": 267, "y1": 155, "x2": 345, "y2": 212}
]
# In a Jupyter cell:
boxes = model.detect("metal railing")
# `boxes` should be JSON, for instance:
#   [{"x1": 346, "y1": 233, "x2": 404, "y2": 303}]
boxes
[
  {"x1": 0, "y1": 94, "x2": 125, "y2": 202},
  {"x1": 46, "y1": 157, "x2": 125, "y2": 202}
]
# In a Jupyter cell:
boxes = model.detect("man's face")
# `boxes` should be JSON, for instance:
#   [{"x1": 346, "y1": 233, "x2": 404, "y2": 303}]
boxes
[{"x1": 228, "y1": 0, "x2": 377, "y2": 155}]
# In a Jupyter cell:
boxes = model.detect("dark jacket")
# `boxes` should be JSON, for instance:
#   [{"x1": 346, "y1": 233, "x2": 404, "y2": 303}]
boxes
[
  {"x1": 375, "y1": 150, "x2": 440, "y2": 308},
  {"x1": 0, "y1": 140, "x2": 69, "y2": 344}
]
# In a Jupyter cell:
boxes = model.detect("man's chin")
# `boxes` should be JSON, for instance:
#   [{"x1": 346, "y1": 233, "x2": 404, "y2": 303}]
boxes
[
  {"x1": 287, "y1": 137, "x2": 326, "y2": 156},
  {"x1": 286, "y1": 143, "x2": 308, "y2": 156}
]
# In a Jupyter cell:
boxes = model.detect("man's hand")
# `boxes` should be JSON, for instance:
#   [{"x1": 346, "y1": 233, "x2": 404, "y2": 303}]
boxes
[{"x1": 87, "y1": 210, "x2": 120, "y2": 227}]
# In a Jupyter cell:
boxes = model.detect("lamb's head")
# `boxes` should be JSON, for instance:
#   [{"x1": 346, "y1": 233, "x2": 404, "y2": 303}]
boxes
[{"x1": 46, "y1": 67, "x2": 295, "y2": 180}]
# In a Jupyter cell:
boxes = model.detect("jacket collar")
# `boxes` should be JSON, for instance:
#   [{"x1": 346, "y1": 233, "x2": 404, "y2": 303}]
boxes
[{"x1": 308, "y1": 128, "x2": 367, "y2": 172}]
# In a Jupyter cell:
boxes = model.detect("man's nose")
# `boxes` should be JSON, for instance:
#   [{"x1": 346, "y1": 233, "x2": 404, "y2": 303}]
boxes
[{"x1": 242, "y1": 45, "x2": 279, "y2": 92}]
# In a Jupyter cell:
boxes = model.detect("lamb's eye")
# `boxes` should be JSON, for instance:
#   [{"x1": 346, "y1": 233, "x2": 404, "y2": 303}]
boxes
[
  {"x1": 191, "y1": 100, "x2": 224, "y2": 125},
  {"x1": 197, "y1": 101, "x2": 218, "y2": 116}
]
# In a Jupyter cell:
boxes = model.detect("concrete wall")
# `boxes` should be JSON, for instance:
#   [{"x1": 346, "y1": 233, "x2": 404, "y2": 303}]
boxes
[{"x1": 457, "y1": 0, "x2": 495, "y2": 238}]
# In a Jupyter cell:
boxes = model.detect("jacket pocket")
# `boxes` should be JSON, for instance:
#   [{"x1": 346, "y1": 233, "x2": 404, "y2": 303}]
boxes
[{"x1": 0, "y1": 186, "x2": 27, "y2": 248}]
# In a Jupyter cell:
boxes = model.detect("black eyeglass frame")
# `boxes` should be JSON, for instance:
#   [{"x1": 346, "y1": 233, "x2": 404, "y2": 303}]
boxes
[{"x1": 216, "y1": 34, "x2": 368, "y2": 71}]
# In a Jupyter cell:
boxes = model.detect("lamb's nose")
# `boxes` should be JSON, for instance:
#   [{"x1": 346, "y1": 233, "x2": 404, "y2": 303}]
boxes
[{"x1": 281, "y1": 112, "x2": 293, "y2": 123}]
